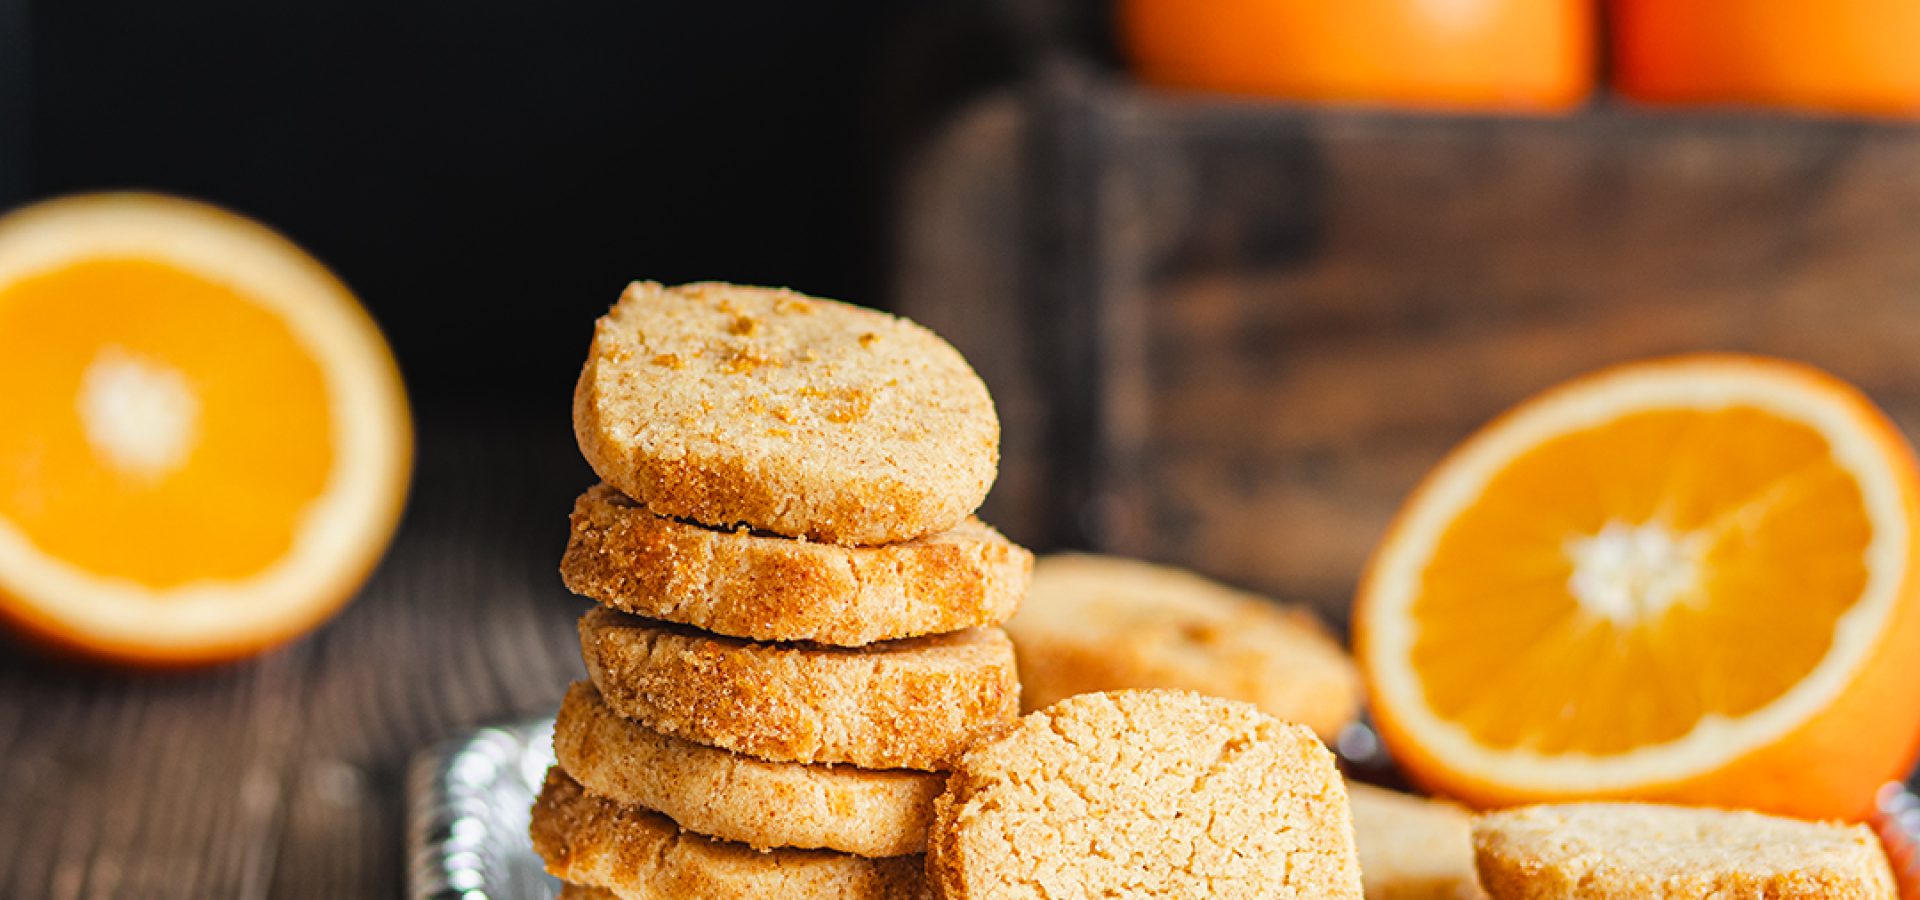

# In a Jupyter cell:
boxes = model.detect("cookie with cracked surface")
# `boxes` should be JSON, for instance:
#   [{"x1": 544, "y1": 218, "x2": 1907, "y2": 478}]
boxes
[
  {"x1": 1471, "y1": 802, "x2": 1896, "y2": 899},
  {"x1": 561, "y1": 483, "x2": 1030, "y2": 646},
  {"x1": 578, "y1": 606, "x2": 1019, "y2": 770},
  {"x1": 1347, "y1": 783, "x2": 1484, "y2": 900},
  {"x1": 1006, "y1": 553, "x2": 1362, "y2": 740},
  {"x1": 926, "y1": 689, "x2": 1364, "y2": 899},
  {"x1": 573, "y1": 281, "x2": 998, "y2": 545},
  {"x1": 531, "y1": 767, "x2": 925, "y2": 900},
  {"x1": 553, "y1": 680, "x2": 943, "y2": 857}
]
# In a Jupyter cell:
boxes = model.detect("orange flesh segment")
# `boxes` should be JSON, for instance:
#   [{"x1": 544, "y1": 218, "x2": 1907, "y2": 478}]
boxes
[
  {"x1": 1409, "y1": 407, "x2": 1870, "y2": 756},
  {"x1": 0, "y1": 257, "x2": 334, "y2": 588}
]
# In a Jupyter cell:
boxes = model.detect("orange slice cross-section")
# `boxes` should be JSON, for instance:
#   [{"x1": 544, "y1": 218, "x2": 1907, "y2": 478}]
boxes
[
  {"x1": 0, "y1": 193, "x2": 411, "y2": 665},
  {"x1": 1357, "y1": 355, "x2": 1920, "y2": 820}
]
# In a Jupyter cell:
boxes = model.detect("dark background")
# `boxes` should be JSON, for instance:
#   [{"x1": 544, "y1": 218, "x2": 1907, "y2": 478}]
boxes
[{"x1": 0, "y1": 0, "x2": 1088, "y2": 419}]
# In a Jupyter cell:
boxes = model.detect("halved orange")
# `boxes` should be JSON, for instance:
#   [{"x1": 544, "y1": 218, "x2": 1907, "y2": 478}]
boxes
[
  {"x1": 1356, "y1": 355, "x2": 1920, "y2": 821},
  {"x1": 0, "y1": 193, "x2": 411, "y2": 665}
]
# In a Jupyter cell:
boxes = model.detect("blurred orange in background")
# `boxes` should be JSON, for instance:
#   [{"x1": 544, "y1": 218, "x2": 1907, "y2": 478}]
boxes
[
  {"x1": 1119, "y1": 0, "x2": 1596, "y2": 112},
  {"x1": 1357, "y1": 356, "x2": 1920, "y2": 822},
  {"x1": 1613, "y1": 0, "x2": 1920, "y2": 116},
  {"x1": 0, "y1": 193, "x2": 411, "y2": 666}
]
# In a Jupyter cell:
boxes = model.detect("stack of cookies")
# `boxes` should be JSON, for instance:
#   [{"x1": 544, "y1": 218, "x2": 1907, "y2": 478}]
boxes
[{"x1": 530, "y1": 282, "x2": 1032, "y2": 900}]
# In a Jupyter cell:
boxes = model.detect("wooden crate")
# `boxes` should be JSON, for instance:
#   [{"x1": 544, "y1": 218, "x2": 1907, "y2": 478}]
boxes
[{"x1": 893, "y1": 68, "x2": 1920, "y2": 619}]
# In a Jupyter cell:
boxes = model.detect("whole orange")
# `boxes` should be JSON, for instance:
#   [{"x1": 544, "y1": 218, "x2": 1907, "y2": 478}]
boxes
[
  {"x1": 1119, "y1": 0, "x2": 1595, "y2": 112},
  {"x1": 1612, "y1": 0, "x2": 1920, "y2": 116}
]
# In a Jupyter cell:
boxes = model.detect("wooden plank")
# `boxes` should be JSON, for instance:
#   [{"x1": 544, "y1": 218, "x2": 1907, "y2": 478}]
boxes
[
  {"x1": 0, "y1": 641, "x2": 308, "y2": 899},
  {"x1": 262, "y1": 419, "x2": 589, "y2": 900}
]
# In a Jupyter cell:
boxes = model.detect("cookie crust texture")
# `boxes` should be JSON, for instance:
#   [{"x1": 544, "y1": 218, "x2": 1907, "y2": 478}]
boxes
[
  {"x1": 926, "y1": 689, "x2": 1364, "y2": 899},
  {"x1": 574, "y1": 281, "x2": 998, "y2": 546},
  {"x1": 1007, "y1": 553, "x2": 1362, "y2": 740},
  {"x1": 531, "y1": 768, "x2": 925, "y2": 900},
  {"x1": 1470, "y1": 802, "x2": 1896, "y2": 900},
  {"x1": 579, "y1": 607, "x2": 1020, "y2": 770},
  {"x1": 562, "y1": 483, "x2": 1029, "y2": 645},
  {"x1": 552, "y1": 681, "x2": 942, "y2": 857}
]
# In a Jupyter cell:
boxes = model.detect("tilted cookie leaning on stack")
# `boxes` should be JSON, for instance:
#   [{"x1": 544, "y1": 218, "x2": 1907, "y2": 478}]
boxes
[
  {"x1": 1006, "y1": 553, "x2": 1363, "y2": 741},
  {"x1": 531, "y1": 281, "x2": 1032, "y2": 899}
]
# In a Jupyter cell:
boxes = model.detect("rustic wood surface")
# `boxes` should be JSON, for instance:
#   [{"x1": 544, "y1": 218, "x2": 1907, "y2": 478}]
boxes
[
  {"x1": 897, "y1": 70, "x2": 1920, "y2": 619},
  {"x1": 0, "y1": 417, "x2": 594, "y2": 899}
]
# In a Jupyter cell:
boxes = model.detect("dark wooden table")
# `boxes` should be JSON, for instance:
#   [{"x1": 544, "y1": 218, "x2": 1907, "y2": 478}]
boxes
[{"x1": 0, "y1": 417, "x2": 596, "y2": 899}]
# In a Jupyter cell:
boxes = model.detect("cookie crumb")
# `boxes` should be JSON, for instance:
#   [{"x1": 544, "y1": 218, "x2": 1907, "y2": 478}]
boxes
[
  {"x1": 800, "y1": 385, "x2": 874, "y2": 425},
  {"x1": 723, "y1": 346, "x2": 782, "y2": 375}
]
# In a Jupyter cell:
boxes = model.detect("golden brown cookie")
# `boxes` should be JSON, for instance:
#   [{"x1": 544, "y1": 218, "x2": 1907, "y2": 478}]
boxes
[
  {"x1": 556, "y1": 885, "x2": 614, "y2": 900},
  {"x1": 552, "y1": 680, "x2": 943, "y2": 857},
  {"x1": 1347, "y1": 783, "x2": 1484, "y2": 900},
  {"x1": 573, "y1": 281, "x2": 998, "y2": 545},
  {"x1": 926, "y1": 689, "x2": 1364, "y2": 899},
  {"x1": 561, "y1": 483, "x2": 1031, "y2": 645},
  {"x1": 1471, "y1": 803, "x2": 1896, "y2": 899},
  {"x1": 531, "y1": 767, "x2": 925, "y2": 900},
  {"x1": 579, "y1": 607, "x2": 1019, "y2": 770},
  {"x1": 1006, "y1": 553, "x2": 1363, "y2": 740}
]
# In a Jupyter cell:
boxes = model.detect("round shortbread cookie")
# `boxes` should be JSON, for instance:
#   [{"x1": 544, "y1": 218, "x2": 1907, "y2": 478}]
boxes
[
  {"x1": 578, "y1": 606, "x2": 1019, "y2": 770},
  {"x1": 1471, "y1": 803, "x2": 1896, "y2": 899},
  {"x1": 926, "y1": 689, "x2": 1364, "y2": 899},
  {"x1": 1347, "y1": 783, "x2": 1484, "y2": 900},
  {"x1": 553, "y1": 680, "x2": 943, "y2": 857},
  {"x1": 531, "y1": 767, "x2": 925, "y2": 900},
  {"x1": 561, "y1": 483, "x2": 1031, "y2": 646},
  {"x1": 1005, "y1": 553, "x2": 1362, "y2": 740},
  {"x1": 573, "y1": 281, "x2": 998, "y2": 545}
]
